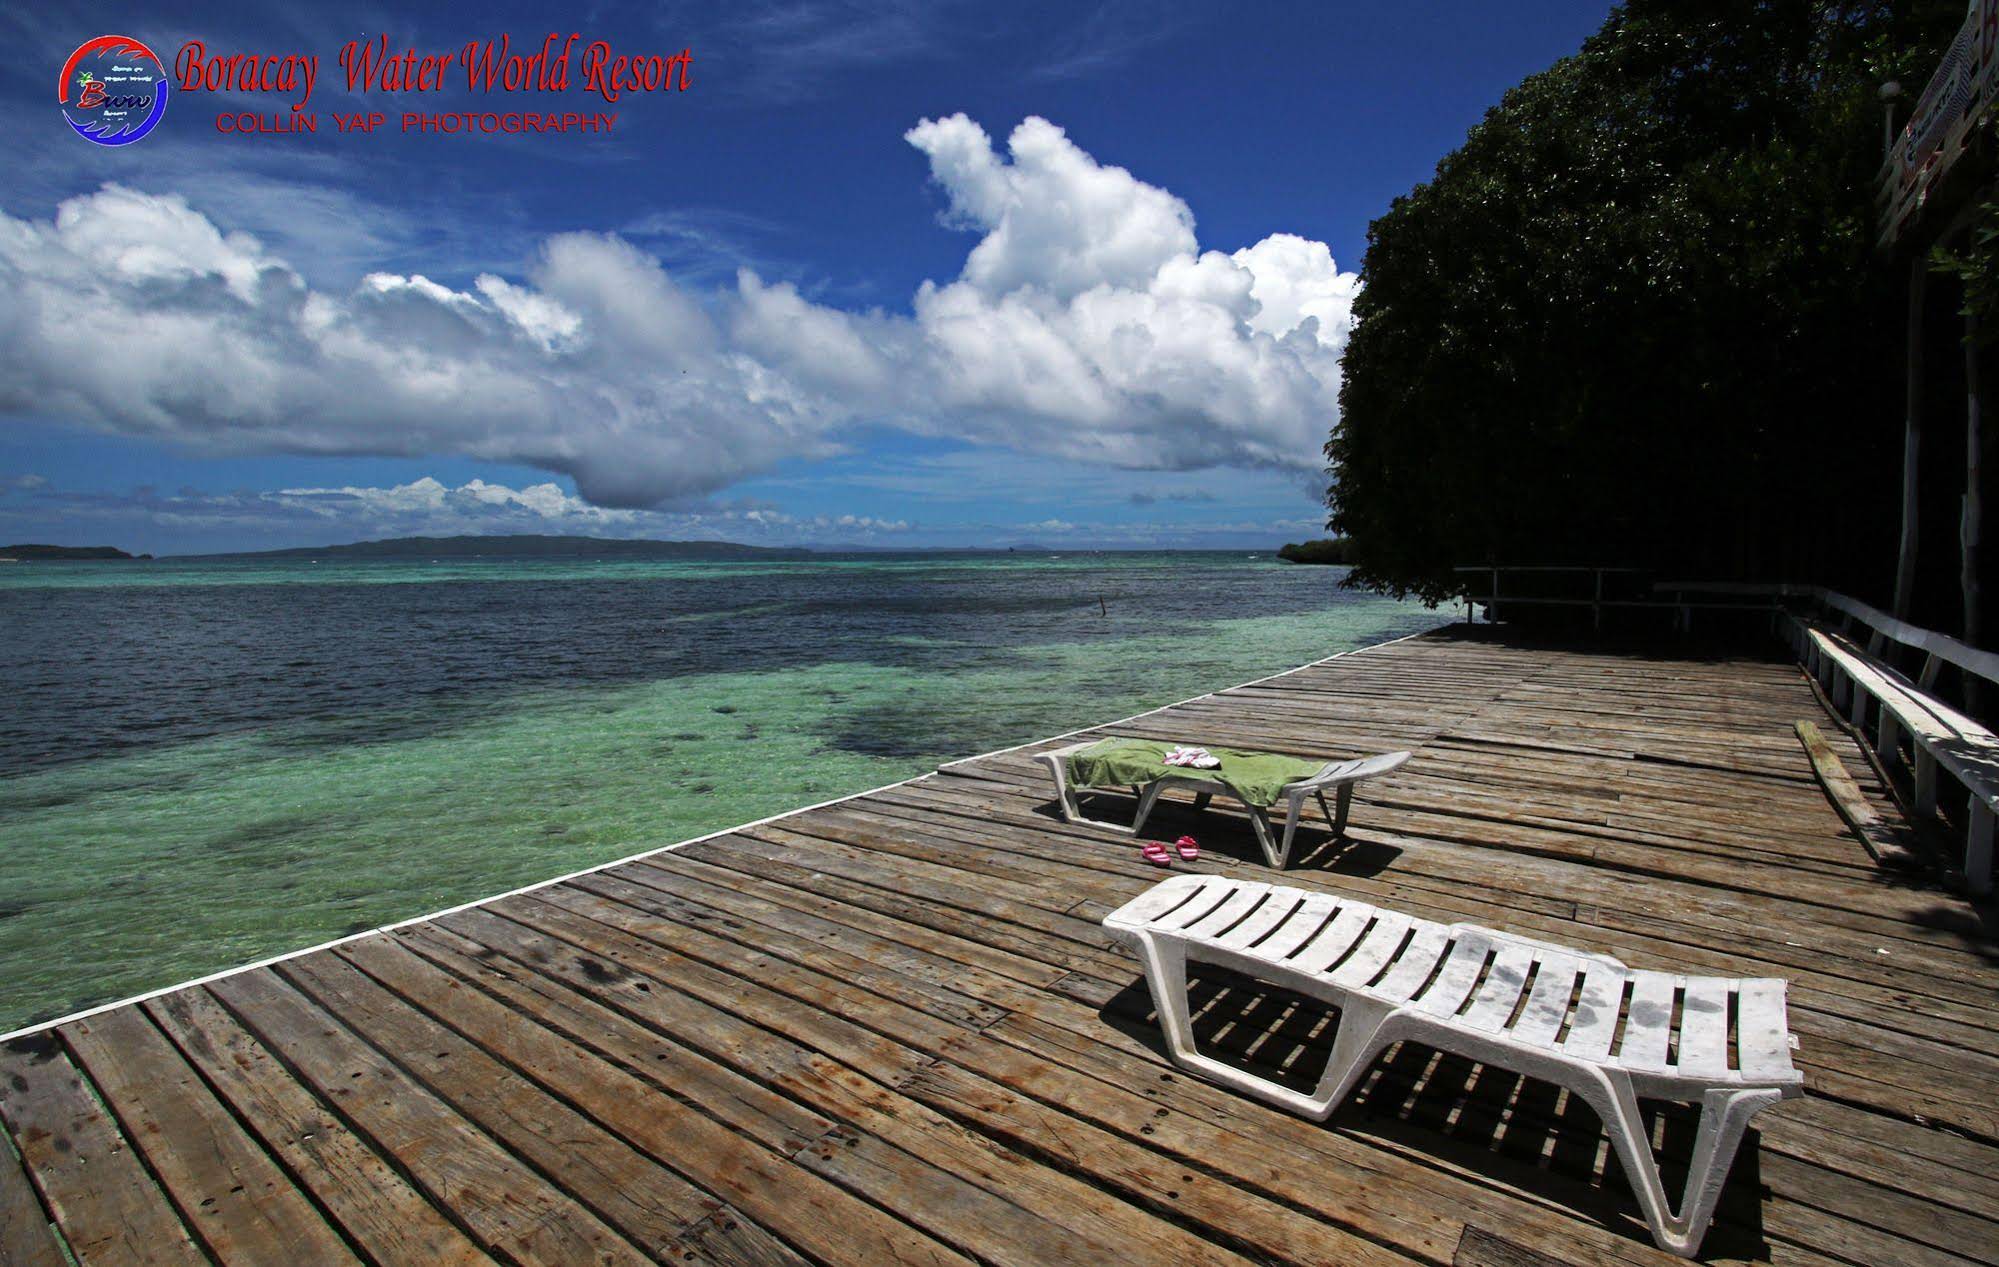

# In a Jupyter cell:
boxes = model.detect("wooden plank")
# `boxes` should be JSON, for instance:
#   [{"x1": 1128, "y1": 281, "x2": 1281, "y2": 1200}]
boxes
[
  {"x1": 60, "y1": 1007, "x2": 360, "y2": 1265},
  {"x1": 1456, "y1": 1225, "x2": 1577, "y2": 1267},
  {"x1": 1795, "y1": 720, "x2": 1923, "y2": 869},
  {"x1": 397, "y1": 913, "x2": 1298, "y2": 1267},
  {"x1": 0, "y1": 1116, "x2": 65, "y2": 1267},
  {"x1": 0, "y1": 1037, "x2": 206, "y2": 1266},
  {"x1": 514, "y1": 853, "x2": 1673, "y2": 1267},
  {"x1": 144, "y1": 989, "x2": 496, "y2": 1267},
  {"x1": 276, "y1": 949, "x2": 774, "y2": 1264},
  {"x1": 204, "y1": 969, "x2": 655, "y2": 1267},
  {"x1": 369, "y1": 923, "x2": 980, "y2": 1267}
]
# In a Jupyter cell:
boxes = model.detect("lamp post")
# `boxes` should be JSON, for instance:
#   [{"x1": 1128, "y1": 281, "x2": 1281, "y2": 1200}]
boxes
[{"x1": 1880, "y1": 79, "x2": 1902, "y2": 159}]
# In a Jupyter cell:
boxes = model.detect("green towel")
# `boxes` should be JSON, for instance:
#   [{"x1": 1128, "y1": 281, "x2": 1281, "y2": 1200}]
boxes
[{"x1": 1064, "y1": 738, "x2": 1326, "y2": 808}]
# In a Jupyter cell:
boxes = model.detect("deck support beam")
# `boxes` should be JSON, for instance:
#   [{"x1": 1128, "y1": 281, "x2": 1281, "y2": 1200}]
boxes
[{"x1": 1964, "y1": 309, "x2": 1983, "y2": 706}]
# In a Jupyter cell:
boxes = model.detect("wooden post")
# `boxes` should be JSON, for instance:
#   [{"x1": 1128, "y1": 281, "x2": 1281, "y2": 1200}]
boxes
[
  {"x1": 1967, "y1": 310, "x2": 1985, "y2": 680},
  {"x1": 1894, "y1": 257, "x2": 1925, "y2": 621}
]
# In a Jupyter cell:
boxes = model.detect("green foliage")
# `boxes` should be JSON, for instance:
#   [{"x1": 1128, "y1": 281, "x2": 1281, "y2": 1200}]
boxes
[
  {"x1": 1930, "y1": 198, "x2": 1999, "y2": 342},
  {"x1": 1329, "y1": 0, "x2": 1965, "y2": 603},
  {"x1": 1276, "y1": 539, "x2": 1354, "y2": 565}
]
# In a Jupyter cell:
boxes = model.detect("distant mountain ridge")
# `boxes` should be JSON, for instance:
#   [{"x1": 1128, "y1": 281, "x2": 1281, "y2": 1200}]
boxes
[
  {"x1": 1, "y1": 544, "x2": 143, "y2": 560},
  {"x1": 179, "y1": 534, "x2": 814, "y2": 561}
]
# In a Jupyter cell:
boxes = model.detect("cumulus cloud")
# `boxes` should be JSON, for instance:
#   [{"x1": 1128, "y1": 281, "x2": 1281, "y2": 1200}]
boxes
[
  {"x1": 0, "y1": 474, "x2": 914, "y2": 549},
  {"x1": 0, "y1": 116, "x2": 1357, "y2": 508}
]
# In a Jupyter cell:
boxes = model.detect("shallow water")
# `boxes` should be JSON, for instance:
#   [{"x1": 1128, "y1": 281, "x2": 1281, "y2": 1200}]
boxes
[{"x1": 0, "y1": 552, "x2": 1444, "y2": 1032}]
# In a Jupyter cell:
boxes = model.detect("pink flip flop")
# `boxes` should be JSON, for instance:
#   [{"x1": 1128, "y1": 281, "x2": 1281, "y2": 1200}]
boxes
[
  {"x1": 1173, "y1": 835, "x2": 1200, "y2": 861},
  {"x1": 1139, "y1": 840, "x2": 1171, "y2": 866}
]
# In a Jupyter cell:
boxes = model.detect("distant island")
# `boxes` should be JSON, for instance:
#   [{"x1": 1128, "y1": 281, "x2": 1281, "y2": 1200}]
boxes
[
  {"x1": 0, "y1": 544, "x2": 148, "y2": 561},
  {"x1": 1277, "y1": 539, "x2": 1354, "y2": 565},
  {"x1": 178, "y1": 534, "x2": 816, "y2": 561}
]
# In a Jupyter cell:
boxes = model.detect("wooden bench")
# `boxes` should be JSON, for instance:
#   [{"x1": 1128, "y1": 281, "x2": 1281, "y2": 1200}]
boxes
[
  {"x1": 1105, "y1": 875, "x2": 1802, "y2": 1258},
  {"x1": 1792, "y1": 612, "x2": 1999, "y2": 894}
]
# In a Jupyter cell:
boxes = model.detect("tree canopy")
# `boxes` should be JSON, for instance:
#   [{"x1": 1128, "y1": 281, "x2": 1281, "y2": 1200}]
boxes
[{"x1": 1328, "y1": 0, "x2": 1965, "y2": 605}]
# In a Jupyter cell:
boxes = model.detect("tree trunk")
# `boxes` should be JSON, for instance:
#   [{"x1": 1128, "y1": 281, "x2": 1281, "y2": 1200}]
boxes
[{"x1": 1895, "y1": 257, "x2": 1925, "y2": 620}]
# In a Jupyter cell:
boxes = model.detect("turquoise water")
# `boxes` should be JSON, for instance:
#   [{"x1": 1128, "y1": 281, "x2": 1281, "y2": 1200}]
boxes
[{"x1": 0, "y1": 554, "x2": 1443, "y2": 1032}]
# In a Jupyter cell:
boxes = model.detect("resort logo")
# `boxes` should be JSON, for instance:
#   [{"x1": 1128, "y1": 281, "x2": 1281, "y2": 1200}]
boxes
[{"x1": 59, "y1": 36, "x2": 170, "y2": 146}]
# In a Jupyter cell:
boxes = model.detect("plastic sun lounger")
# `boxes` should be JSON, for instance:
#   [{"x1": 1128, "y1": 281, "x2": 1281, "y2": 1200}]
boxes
[
  {"x1": 1104, "y1": 875, "x2": 1802, "y2": 1258},
  {"x1": 1037, "y1": 741, "x2": 1410, "y2": 868}
]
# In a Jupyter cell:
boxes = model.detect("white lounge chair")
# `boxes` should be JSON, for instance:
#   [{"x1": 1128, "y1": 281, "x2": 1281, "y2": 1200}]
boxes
[
  {"x1": 1104, "y1": 875, "x2": 1802, "y2": 1258},
  {"x1": 1038, "y1": 741, "x2": 1409, "y2": 868}
]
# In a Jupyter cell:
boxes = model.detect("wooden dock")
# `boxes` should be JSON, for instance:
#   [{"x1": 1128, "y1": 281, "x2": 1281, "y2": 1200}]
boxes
[{"x1": 4, "y1": 629, "x2": 1995, "y2": 1267}]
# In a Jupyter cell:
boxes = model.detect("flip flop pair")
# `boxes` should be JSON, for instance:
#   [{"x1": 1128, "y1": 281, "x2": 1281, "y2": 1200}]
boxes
[{"x1": 1140, "y1": 836, "x2": 1201, "y2": 866}]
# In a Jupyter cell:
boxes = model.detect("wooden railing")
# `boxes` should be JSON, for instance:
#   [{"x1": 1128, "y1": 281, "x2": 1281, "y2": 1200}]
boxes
[
  {"x1": 1453, "y1": 567, "x2": 1775, "y2": 632},
  {"x1": 1455, "y1": 572, "x2": 1998, "y2": 893}
]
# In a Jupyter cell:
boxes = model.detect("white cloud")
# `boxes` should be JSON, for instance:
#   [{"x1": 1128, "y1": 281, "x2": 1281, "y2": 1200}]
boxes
[
  {"x1": 0, "y1": 117, "x2": 1357, "y2": 508},
  {"x1": 270, "y1": 476, "x2": 629, "y2": 525},
  {"x1": 263, "y1": 477, "x2": 915, "y2": 542},
  {"x1": 0, "y1": 474, "x2": 919, "y2": 549}
]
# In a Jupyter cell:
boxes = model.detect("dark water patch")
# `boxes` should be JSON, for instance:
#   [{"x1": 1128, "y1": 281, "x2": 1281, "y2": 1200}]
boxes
[
  {"x1": 208, "y1": 815, "x2": 323, "y2": 853},
  {"x1": 0, "y1": 789, "x2": 81, "y2": 812},
  {"x1": 824, "y1": 705, "x2": 968, "y2": 761},
  {"x1": 0, "y1": 553, "x2": 1356, "y2": 773}
]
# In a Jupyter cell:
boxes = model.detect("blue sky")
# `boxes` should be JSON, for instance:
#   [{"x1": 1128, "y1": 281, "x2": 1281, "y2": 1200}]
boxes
[{"x1": 0, "y1": 2, "x2": 1615, "y2": 554}]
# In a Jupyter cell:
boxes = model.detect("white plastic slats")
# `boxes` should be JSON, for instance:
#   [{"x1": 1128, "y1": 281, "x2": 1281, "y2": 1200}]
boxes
[
  {"x1": 1414, "y1": 937, "x2": 1494, "y2": 1017},
  {"x1": 1327, "y1": 912, "x2": 1413, "y2": 986},
  {"x1": 1369, "y1": 922, "x2": 1452, "y2": 1003},
  {"x1": 1216, "y1": 891, "x2": 1303, "y2": 951},
  {"x1": 1619, "y1": 972, "x2": 1680, "y2": 1073},
  {"x1": 1735, "y1": 979, "x2": 1795, "y2": 1080},
  {"x1": 1507, "y1": 953, "x2": 1583, "y2": 1049},
  {"x1": 1257, "y1": 893, "x2": 1345, "y2": 960},
  {"x1": 1560, "y1": 962, "x2": 1629, "y2": 1062},
  {"x1": 1184, "y1": 886, "x2": 1270, "y2": 941},
  {"x1": 1289, "y1": 903, "x2": 1376, "y2": 973},
  {"x1": 1676, "y1": 978, "x2": 1734, "y2": 1078},
  {"x1": 1120, "y1": 877, "x2": 1220, "y2": 929},
  {"x1": 1160, "y1": 880, "x2": 1243, "y2": 932},
  {"x1": 1459, "y1": 944, "x2": 1536, "y2": 1032}
]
